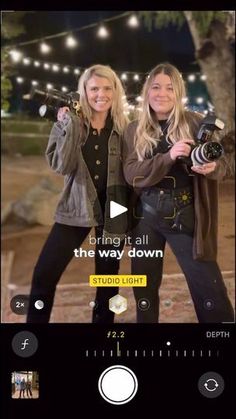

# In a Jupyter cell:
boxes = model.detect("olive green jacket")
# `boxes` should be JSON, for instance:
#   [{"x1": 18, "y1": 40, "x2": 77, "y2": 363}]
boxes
[{"x1": 46, "y1": 112, "x2": 128, "y2": 238}]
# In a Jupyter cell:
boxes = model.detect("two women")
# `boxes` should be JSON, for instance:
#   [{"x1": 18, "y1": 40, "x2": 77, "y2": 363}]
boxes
[
  {"x1": 123, "y1": 63, "x2": 234, "y2": 323},
  {"x1": 27, "y1": 61, "x2": 234, "y2": 324},
  {"x1": 27, "y1": 64, "x2": 129, "y2": 323}
]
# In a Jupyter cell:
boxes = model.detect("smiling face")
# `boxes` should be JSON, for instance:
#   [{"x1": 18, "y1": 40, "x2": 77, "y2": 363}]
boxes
[
  {"x1": 148, "y1": 72, "x2": 176, "y2": 120},
  {"x1": 85, "y1": 75, "x2": 114, "y2": 116}
]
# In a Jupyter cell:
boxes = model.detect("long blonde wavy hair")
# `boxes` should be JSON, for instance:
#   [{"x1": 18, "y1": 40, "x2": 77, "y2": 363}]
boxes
[
  {"x1": 135, "y1": 63, "x2": 193, "y2": 161},
  {"x1": 78, "y1": 64, "x2": 129, "y2": 134}
]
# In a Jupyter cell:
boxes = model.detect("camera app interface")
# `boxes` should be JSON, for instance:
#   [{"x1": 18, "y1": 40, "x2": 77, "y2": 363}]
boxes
[{"x1": 1, "y1": 9, "x2": 235, "y2": 417}]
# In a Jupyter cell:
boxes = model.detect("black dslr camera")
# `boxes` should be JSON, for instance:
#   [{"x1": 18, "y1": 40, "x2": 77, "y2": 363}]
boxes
[
  {"x1": 24, "y1": 88, "x2": 81, "y2": 121},
  {"x1": 178, "y1": 111, "x2": 225, "y2": 166}
]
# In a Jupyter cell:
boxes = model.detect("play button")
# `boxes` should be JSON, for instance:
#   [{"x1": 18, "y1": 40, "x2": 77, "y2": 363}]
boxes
[
  {"x1": 110, "y1": 201, "x2": 128, "y2": 219},
  {"x1": 92, "y1": 184, "x2": 140, "y2": 235}
]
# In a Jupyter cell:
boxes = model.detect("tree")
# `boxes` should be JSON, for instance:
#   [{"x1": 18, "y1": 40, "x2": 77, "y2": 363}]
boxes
[
  {"x1": 1, "y1": 12, "x2": 26, "y2": 111},
  {"x1": 140, "y1": 11, "x2": 235, "y2": 177}
]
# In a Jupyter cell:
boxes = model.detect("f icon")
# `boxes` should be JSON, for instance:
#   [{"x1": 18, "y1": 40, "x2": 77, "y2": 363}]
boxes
[
  {"x1": 12, "y1": 332, "x2": 38, "y2": 357},
  {"x1": 21, "y1": 339, "x2": 29, "y2": 350}
]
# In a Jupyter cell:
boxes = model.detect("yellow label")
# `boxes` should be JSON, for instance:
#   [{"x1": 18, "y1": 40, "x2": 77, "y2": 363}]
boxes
[{"x1": 89, "y1": 275, "x2": 147, "y2": 287}]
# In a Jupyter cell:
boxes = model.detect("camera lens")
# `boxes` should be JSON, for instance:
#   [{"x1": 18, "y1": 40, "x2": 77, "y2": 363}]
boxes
[
  {"x1": 204, "y1": 142, "x2": 223, "y2": 160},
  {"x1": 191, "y1": 142, "x2": 223, "y2": 166},
  {"x1": 39, "y1": 105, "x2": 47, "y2": 117},
  {"x1": 38, "y1": 104, "x2": 57, "y2": 121}
]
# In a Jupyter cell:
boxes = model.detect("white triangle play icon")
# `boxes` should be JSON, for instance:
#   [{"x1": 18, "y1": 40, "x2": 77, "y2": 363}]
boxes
[{"x1": 110, "y1": 201, "x2": 128, "y2": 219}]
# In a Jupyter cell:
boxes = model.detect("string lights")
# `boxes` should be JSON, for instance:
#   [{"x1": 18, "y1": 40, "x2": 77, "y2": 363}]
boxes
[
  {"x1": 5, "y1": 11, "x2": 135, "y2": 52},
  {"x1": 14, "y1": 71, "x2": 208, "y2": 115},
  {"x1": 4, "y1": 11, "x2": 210, "y2": 112},
  {"x1": 12, "y1": 53, "x2": 208, "y2": 86},
  {"x1": 11, "y1": 53, "x2": 153, "y2": 82}
]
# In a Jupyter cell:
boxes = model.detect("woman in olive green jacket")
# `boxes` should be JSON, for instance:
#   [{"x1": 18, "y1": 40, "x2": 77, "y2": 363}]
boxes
[{"x1": 27, "y1": 64, "x2": 129, "y2": 323}]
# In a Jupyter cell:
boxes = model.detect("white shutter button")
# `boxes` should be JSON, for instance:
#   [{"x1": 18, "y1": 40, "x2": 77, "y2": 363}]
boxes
[{"x1": 98, "y1": 365, "x2": 138, "y2": 405}]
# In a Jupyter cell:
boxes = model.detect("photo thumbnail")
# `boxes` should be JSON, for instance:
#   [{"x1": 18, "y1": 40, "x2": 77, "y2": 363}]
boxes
[{"x1": 11, "y1": 371, "x2": 39, "y2": 399}]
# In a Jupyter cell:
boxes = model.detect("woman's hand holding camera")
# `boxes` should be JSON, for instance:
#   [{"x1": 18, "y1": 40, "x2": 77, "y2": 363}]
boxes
[
  {"x1": 170, "y1": 139, "x2": 194, "y2": 161},
  {"x1": 191, "y1": 161, "x2": 217, "y2": 175},
  {"x1": 57, "y1": 107, "x2": 70, "y2": 122}
]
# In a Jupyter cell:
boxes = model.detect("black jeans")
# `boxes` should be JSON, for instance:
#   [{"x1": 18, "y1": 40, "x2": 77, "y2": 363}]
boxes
[
  {"x1": 26, "y1": 223, "x2": 123, "y2": 323},
  {"x1": 19, "y1": 390, "x2": 25, "y2": 398},
  {"x1": 132, "y1": 200, "x2": 234, "y2": 323}
]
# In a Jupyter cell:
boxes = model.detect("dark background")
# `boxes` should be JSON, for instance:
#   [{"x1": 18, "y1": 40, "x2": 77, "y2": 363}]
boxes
[{"x1": 8, "y1": 11, "x2": 196, "y2": 71}]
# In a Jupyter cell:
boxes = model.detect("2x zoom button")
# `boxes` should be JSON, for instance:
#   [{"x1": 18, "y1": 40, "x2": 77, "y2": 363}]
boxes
[{"x1": 10, "y1": 295, "x2": 29, "y2": 314}]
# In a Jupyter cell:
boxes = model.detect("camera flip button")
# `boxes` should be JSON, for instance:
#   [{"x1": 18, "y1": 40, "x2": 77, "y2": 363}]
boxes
[{"x1": 198, "y1": 372, "x2": 225, "y2": 398}]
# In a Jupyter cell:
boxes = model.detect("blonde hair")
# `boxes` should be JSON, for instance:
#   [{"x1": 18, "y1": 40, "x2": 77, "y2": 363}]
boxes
[
  {"x1": 135, "y1": 63, "x2": 193, "y2": 160},
  {"x1": 78, "y1": 64, "x2": 129, "y2": 133}
]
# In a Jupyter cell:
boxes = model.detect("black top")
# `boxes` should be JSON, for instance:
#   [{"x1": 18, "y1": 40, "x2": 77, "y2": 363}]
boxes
[
  {"x1": 82, "y1": 113, "x2": 113, "y2": 211},
  {"x1": 153, "y1": 120, "x2": 194, "y2": 189}
]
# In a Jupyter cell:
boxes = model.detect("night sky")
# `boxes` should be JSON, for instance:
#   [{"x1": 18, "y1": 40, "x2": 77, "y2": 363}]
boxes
[
  {"x1": 10, "y1": 11, "x2": 196, "y2": 70},
  {"x1": 3, "y1": 11, "x2": 208, "y2": 113}
]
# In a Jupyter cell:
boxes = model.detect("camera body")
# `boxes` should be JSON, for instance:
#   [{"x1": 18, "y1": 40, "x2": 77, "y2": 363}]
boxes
[
  {"x1": 25, "y1": 88, "x2": 81, "y2": 121},
  {"x1": 178, "y1": 111, "x2": 225, "y2": 166}
]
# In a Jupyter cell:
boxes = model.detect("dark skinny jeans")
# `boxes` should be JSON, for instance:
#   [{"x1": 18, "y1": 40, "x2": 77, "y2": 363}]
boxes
[
  {"x1": 132, "y1": 207, "x2": 234, "y2": 323},
  {"x1": 26, "y1": 223, "x2": 123, "y2": 323}
]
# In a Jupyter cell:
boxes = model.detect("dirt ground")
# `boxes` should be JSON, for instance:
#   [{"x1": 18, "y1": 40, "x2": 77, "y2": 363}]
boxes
[{"x1": 1, "y1": 156, "x2": 235, "y2": 323}]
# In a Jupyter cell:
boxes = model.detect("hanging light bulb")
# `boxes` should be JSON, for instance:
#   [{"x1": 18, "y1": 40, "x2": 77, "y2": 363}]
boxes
[
  {"x1": 65, "y1": 35, "x2": 78, "y2": 48},
  {"x1": 97, "y1": 24, "x2": 109, "y2": 38},
  {"x1": 40, "y1": 42, "x2": 51, "y2": 54},
  {"x1": 16, "y1": 77, "x2": 24, "y2": 83},
  {"x1": 200, "y1": 74, "x2": 207, "y2": 81},
  {"x1": 121, "y1": 73, "x2": 128, "y2": 81},
  {"x1": 23, "y1": 58, "x2": 31, "y2": 65},
  {"x1": 9, "y1": 49, "x2": 23, "y2": 62},
  {"x1": 133, "y1": 74, "x2": 140, "y2": 81},
  {"x1": 52, "y1": 64, "x2": 60, "y2": 72},
  {"x1": 127, "y1": 14, "x2": 139, "y2": 27},
  {"x1": 187, "y1": 74, "x2": 196, "y2": 82}
]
